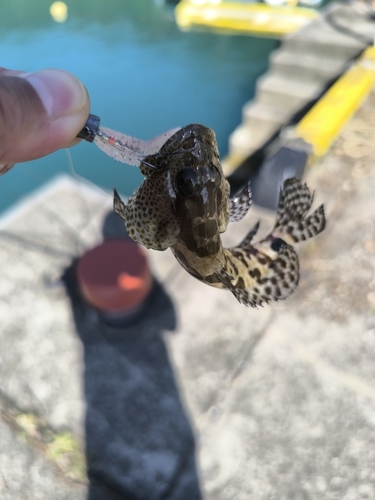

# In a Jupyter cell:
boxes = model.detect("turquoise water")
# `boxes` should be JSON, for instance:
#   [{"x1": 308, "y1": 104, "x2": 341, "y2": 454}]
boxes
[{"x1": 0, "y1": 0, "x2": 277, "y2": 213}]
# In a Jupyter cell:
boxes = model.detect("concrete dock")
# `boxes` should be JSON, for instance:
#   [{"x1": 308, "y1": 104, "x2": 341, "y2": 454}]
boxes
[{"x1": 0, "y1": 86, "x2": 375, "y2": 499}]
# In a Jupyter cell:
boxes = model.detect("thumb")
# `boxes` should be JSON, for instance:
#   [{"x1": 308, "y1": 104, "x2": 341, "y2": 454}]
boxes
[{"x1": 0, "y1": 68, "x2": 90, "y2": 168}]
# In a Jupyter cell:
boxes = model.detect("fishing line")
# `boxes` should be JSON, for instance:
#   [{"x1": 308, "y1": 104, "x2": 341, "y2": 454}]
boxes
[{"x1": 65, "y1": 148, "x2": 111, "y2": 198}]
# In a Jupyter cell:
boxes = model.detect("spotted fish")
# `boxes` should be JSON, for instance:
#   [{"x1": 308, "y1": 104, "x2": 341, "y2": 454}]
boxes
[{"x1": 113, "y1": 124, "x2": 326, "y2": 307}]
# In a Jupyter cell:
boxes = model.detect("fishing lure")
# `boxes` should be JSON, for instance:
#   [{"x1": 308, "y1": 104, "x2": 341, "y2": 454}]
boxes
[{"x1": 80, "y1": 117, "x2": 326, "y2": 307}]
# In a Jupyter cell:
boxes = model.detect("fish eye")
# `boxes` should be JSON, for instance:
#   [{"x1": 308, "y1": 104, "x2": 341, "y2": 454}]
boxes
[{"x1": 176, "y1": 168, "x2": 200, "y2": 197}]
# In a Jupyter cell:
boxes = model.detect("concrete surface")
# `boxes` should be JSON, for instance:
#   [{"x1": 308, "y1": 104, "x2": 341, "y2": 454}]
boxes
[{"x1": 1, "y1": 90, "x2": 375, "y2": 499}]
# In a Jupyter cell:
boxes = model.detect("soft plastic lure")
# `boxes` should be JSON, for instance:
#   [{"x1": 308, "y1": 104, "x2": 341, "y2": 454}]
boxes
[
  {"x1": 77, "y1": 113, "x2": 179, "y2": 167},
  {"x1": 94, "y1": 126, "x2": 181, "y2": 167}
]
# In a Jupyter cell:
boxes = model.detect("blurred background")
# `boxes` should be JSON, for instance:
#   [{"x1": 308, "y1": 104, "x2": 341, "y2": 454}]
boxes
[{"x1": 0, "y1": 0, "x2": 278, "y2": 213}]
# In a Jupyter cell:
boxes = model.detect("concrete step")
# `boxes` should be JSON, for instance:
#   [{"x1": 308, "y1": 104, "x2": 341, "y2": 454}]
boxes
[
  {"x1": 227, "y1": 123, "x2": 267, "y2": 159},
  {"x1": 269, "y1": 50, "x2": 349, "y2": 83},
  {"x1": 328, "y1": 2, "x2": 375, "y2": 26},
  {"x1": 323, "y1": 17, "x2": 375, "y2": 45},
  {"x1": 256, "y1": 74, "x2": 323, "y2": 112},
  {"x1": 283, "y1": 19, "x2": 366, "y2": 59},
  {"x1": 226, "y1": 103, "x2": 295, "y2": 161},
  {"x1": 323, "y1": 16, "x2": 375, "y2": 43},
  {"x1": 242, "y1": 102, "x2": 291, "y2": 141}
]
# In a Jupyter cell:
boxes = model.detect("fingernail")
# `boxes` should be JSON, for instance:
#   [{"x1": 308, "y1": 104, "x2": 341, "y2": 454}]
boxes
[{"x1": 19, "y1": 69, "x2": 88, "y2": 119}]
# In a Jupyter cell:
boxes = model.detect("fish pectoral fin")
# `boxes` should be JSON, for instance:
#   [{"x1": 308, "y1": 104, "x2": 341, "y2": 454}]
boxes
[
  {"x1": 113, "y1": 189, "x2": 128, "y2": 220},
  {"x1": 229, "y1": 181, "x2": 252, "y2": 223}
]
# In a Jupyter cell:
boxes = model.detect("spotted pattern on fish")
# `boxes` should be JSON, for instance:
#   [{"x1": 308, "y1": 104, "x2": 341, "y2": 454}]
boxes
[
  {"x1": 272, "y1": 178, "x2": 325, "y2": 244},
  {"x1": 229, "y1": 182, "x2": 252, "y2": 223},
  {"x1": 113, "y1": 124, "x2": 326, "y2": 308},
  {"x1": 220, "y1": 242, "x2": 300, "y2": 307}
]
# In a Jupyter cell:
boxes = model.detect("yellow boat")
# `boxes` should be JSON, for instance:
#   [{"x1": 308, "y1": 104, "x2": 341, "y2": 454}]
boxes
[{"x1": 175, "y1": 0, "x2": 319, "y2": 38}]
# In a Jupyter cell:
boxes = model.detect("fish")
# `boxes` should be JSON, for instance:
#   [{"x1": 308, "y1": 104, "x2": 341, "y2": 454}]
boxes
[{"x1": 113, "y1": 124, "x2": 326, "y2": 307}]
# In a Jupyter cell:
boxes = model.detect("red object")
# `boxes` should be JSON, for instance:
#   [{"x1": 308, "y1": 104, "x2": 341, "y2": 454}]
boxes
[{"x1": 76, "y1": 240, "x2": 153, "y2": 313}]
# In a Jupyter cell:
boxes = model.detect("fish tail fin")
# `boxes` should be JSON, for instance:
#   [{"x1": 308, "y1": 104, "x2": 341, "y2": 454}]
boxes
[{"x1": 273, "y1": 178, "x2": 326, "y2": 244}]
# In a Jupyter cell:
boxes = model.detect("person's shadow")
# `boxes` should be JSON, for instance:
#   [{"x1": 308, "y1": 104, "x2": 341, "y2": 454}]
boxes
[{"x1": 62, "y1": 212, "x2": 202, "y2": 500}]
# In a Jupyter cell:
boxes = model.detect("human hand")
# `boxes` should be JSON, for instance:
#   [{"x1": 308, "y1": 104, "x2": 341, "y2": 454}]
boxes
[{"x1": 0, "y1": 68, "x2": 90, "y2": 175}]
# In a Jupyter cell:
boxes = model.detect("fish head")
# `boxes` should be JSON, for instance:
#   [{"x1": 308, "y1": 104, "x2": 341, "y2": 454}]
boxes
[{"x1": 143, "y1": 124, "x2": 230, "y2": 257}]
